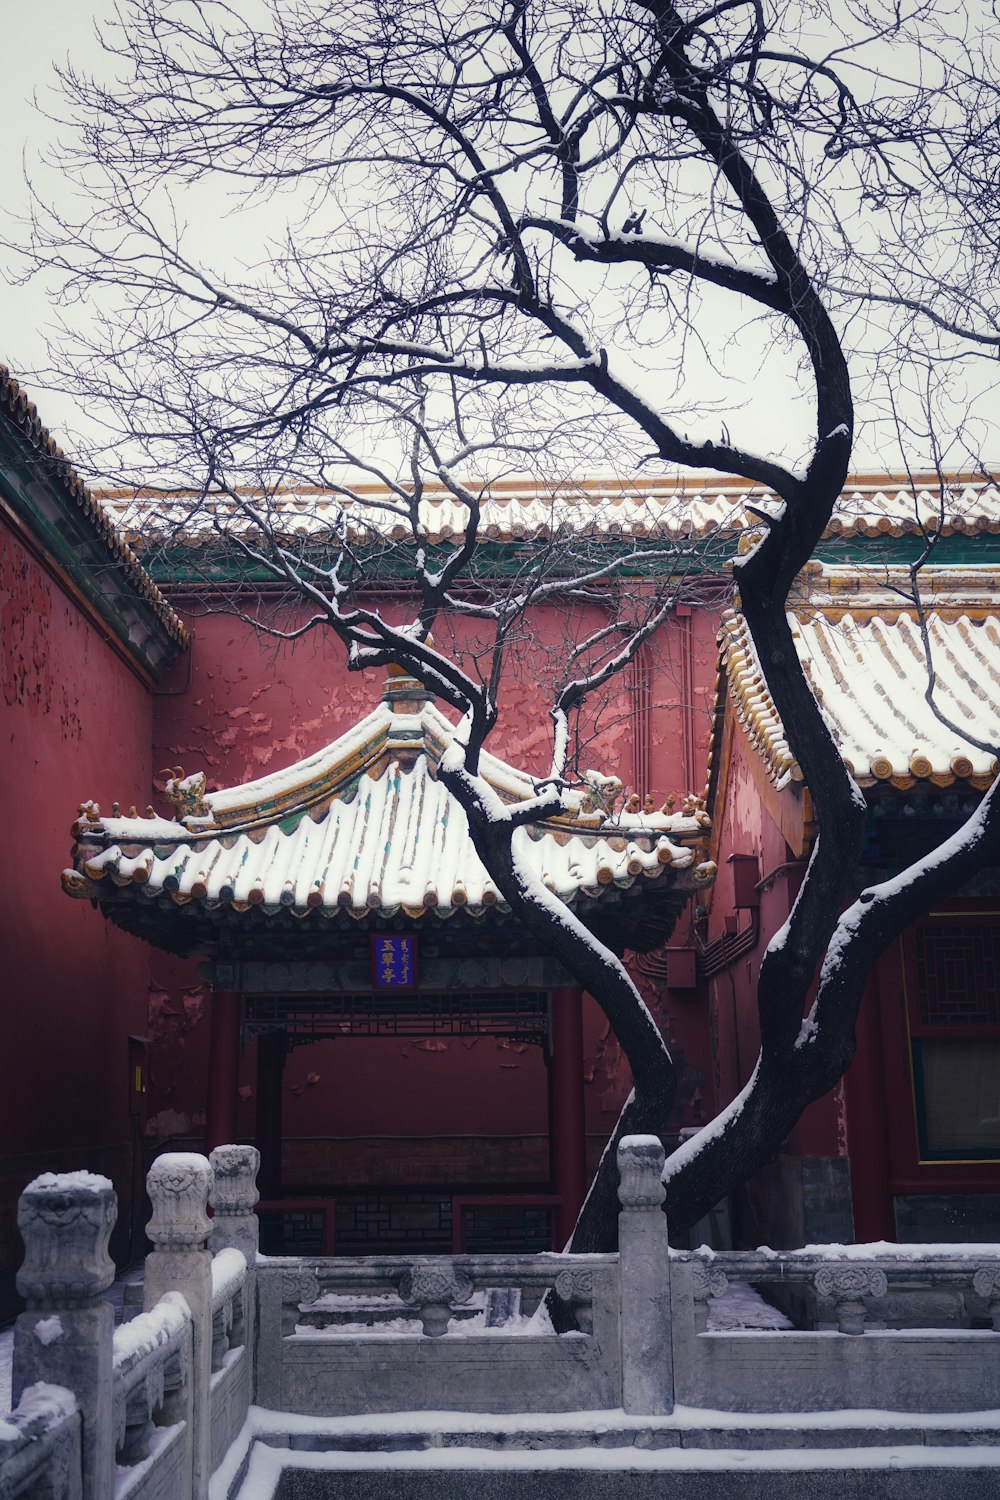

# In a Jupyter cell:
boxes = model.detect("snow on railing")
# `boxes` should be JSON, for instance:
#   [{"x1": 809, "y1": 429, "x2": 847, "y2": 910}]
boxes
[
  {"x1": 0, "y1": 1382, "x2": 80, "y2": 1499},
  {"x1": 112, "y1": 1292, "x2": 191, "y2": 1469},
  {"x1": 670, "y1": 1244, "x2": 1000, "y2": 1415},
  {"x1": 267, "y1": 1252, "x2": 607, "y2": 1335},
  {"x1": 681, "y1": 1245, "x2": 1000, "y2": 1335},
  {"x1": 8, "y1": 1138, "x2": 1000, "y2": 1499},
  {"x1": 254, "y1": 1136, "x2": 673, "y2": 1418},
  {"x1": 4, "y1": 1147, "x2": 259, "y2": 1500},
  {"x1": 210, "y1": 1248, "x2": 248, "y2": 1374}
]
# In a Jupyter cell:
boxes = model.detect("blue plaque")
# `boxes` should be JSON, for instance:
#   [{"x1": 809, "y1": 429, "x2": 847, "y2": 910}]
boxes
[{"x1": 370, "y1": 934, "x2": 418, "y2": 989}]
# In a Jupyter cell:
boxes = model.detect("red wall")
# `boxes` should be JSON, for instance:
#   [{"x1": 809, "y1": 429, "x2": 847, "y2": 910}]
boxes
[
  {"x1": 151, "y1": 599, "x2": 719, "y2": 790},
  {"x1": 1, "y1": 520, "x2": 155, "y2": 1313}
]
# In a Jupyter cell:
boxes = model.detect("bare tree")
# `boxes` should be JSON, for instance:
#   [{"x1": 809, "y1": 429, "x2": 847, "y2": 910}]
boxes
[{"x1": 16, "y1": 0, "x2": 1000, "y2": 1247}]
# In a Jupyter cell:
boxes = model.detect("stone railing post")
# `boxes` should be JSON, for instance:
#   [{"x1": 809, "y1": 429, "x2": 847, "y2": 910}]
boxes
[
  {"x1": 617, "y1": 1135, "x2": 673, "y2": 1415},
  {"x1": 209, "y1": 1145, "x2": 259, "y2": 1387},
  {"x1": 144, "y1": 1153, "x2": 213, "y2": 1500},
  {"x1": 13, "y1": 1172, "x2": 117, "y2": 1500},
  {"x1": 208, "y1": 1145, "x2": 260, "y2": 1263}
]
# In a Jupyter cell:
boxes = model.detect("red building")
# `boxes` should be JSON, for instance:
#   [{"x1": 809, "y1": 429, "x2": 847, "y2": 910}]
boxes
[
  {"x1": 708, "y1": 543, "x2": 1000, "y2": 1247},
  {"x1": 0, "y1": 370, "x2": 186, "y2": 1319},
  {"x1": 59, "y1": 478, "x2": 724, "y2": 1261},
  {"x1": 3, "y1": 370, "x2": 999, "y2": 1311}
]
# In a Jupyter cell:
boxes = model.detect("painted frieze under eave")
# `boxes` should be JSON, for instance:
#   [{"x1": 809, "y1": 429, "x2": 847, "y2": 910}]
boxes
[
  {"x1": 98, "y1": 474, "x2": 1000, "y2": 586},
  {"x1": 63, "y1": 676, "x2": 716, "y2": 958}
]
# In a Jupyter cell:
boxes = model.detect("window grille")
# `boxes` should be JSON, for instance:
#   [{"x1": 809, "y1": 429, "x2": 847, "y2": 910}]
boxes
[{"x1": 914, "y1": 925, "x2": 1000, "y2": 1028}]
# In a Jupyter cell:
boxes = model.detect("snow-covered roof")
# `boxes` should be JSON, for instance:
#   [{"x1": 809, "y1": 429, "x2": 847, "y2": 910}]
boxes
[
  {"x1": 98, "y1": 475, "x2": 1000, "y2": 549},
  {"x1": 721, "y1": 567, "x2": 1000, "y2": 793},
  {"x1": 64, "y1": 676, "x2": 715, "y2": 951}
]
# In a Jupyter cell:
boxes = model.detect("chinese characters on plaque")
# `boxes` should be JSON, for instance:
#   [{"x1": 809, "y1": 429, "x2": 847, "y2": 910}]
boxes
[{"x1": 371, "y1": 934, "x2": 418, "y2": 989}]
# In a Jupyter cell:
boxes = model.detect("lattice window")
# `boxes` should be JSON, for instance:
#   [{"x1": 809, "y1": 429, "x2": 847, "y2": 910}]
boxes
[
  {"x1": 914, "y1": 1038, "x2": 1000, "y2": 1156},
  {"x1": 335, "y1": 1192, "x2": 453, "y2": 1254},
  {"x1": 914, "y1": 924, "x2": 1000, "y2": 1028},
  {"x1": 257, "y1": 1207, "x2": 327, "y2": 1256},
  {"x1": 462, "y1": 1204, "x2": 552, "y2": 1254}
]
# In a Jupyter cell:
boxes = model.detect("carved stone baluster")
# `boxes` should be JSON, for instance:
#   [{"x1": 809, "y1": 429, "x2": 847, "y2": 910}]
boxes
[
  {"x1": 144, "y1": 1153, "x2": 213, "y2": 1500},
  {"x1": 281, "y1": 1270, "x2": 321, "y2": 1336},
  {"x1": 399, "y1": 1265, "x2": 474, "y2": 1337},
  {"x1": 13, "y1": 1173, "x2": 117, "y2": 1500},
  {"x1": 118, "y1": 1381, "x2": 155, "y2": 1466},
  {"x1": 972, "y1": 1266, "x2": 1000, "y2": 1330},
  {"x1": 146, "y1": 1357, "x2": 165, "y2": 1438},
  {"x1": 814, "y1": 1265, "x2": 887, "y2": 1334},
  {"x1": 230, "y1": 1282, "x2": 247, "y2": 1348},
  {"x1": 155, "y1": 1350, "x2": 188, "y2": 1430},
  {"x1": 617, "y1": 1135, "x2": 673, "y2": 1415},
  {"x1": 690, "y1": 1260, "x2": 729, "y2": 1333},
  {"x1": 553, "y1": 1270, "x2": 595, "y2": 1334}
]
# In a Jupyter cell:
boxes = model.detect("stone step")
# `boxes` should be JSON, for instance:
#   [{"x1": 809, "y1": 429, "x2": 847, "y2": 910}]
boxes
[
  {"x1": 216, "y1": 1411, "x2": 1000, "y2": 1500},
  {"x1": 240, "y1": 1412, "x2": 1000, "y2": 1454},
  {"x1": 230, "y1": 1440, "x2": 1000, "y2": 1500}
]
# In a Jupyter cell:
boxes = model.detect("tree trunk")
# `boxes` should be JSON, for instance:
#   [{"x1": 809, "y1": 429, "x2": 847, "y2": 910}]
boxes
[{"x1": 445, "y1": 789, "x2": 677, "y2": 1253}]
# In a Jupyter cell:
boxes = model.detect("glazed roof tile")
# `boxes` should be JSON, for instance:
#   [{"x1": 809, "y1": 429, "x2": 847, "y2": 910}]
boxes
[
  {"x1": 99, "y1": 475, "x2": 1000, "y2": 549},
  {"x1": 64, "y1": 689, "x2": 715, "y2": 932},
  {"x1": 722, "y1": 570, "x2": 1000, "y2": 792}
]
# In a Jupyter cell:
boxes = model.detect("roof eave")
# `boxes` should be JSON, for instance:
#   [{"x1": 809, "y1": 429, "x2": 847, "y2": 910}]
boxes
[
  {"x1": 65, "y1": 856, "x2": 711, "y2": 958},
  {"x1": 0, "y1": 373, "x2": 187, "y2": 681}
]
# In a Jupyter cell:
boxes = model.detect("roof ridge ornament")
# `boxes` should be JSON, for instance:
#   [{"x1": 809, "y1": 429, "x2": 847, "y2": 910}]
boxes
[
  {"x1": 162, "y1": 768, "x2": 217, "y2": 829},
  {"x1": 382, "y1": 662, "x2": 433, "y2": 712}
]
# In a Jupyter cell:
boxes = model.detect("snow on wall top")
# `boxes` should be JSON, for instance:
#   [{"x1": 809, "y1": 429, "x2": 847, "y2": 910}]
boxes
[
  {"x1": 98, "y1": 475, "x2": 1000, "y2": 549},
  {"x1": 64, "y1": 684, "x2": 715, "y2": 923},
  {"x1": 0, "y1": 367, "x2": 187, "y2": 648},
  {"x1": 722, "y1": 593, "x2": 1000, "y2": 792}
]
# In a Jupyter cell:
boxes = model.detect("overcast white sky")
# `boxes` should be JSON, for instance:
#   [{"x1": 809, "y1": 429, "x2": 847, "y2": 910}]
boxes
[
  {"x1": 1, "y1": 2, "x2": 997, "y2": 480},
  {"x1": 1, "y1": 3, "x2": 101, "y2": 437}
]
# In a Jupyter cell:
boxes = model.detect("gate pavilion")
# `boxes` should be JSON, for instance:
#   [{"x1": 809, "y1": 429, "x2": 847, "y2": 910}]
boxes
[{"x1": 64, "y1": 669, "x2": 714, "y2": 1251}]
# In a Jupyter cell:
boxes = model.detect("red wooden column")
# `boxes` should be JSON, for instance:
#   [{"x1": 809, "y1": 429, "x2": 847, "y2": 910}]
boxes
[
  {"x1": 550, "y1": 985, "x2": 587, "y2": 1249},
  {"x1": 843, "y1": 950, "x2": 897, "y2": 1242},
  {"x1": 205, "y1": 989, "x2": 242, "y2": 1152}
]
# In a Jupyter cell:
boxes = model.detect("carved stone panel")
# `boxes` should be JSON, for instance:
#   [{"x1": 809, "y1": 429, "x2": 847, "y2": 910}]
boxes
[{"x1": 814, "y1": 1264, "x2": 887, "y2": 1335}]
